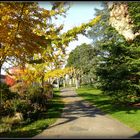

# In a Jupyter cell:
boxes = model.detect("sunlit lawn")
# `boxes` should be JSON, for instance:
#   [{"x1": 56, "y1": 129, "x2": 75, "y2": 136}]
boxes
[
  {"x1": 0, "y1": 88, "x2": 64, "y2": 138},
  {"x1": 76, "y1": 87, "x2": 140, "y2": 132}
]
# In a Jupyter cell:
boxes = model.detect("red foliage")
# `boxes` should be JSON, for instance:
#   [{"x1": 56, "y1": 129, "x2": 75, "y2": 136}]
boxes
[
  {"x1": 5, "y1": 75, "x2": 15, "y2": 86},
  {"x1": 4, "y1": 66, "x2": 25, "y2": 86}
]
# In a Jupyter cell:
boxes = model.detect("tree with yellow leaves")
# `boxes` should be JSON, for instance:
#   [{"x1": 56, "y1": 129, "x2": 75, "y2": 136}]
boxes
[
  {"x1": 1, "y1": 1, "x2": 101, "y2": 95},
  {"x1": 0, "y1": 2, "x2": 101, "y2": 87},
  {"x1": 0, "y1": 2, "x2": 69, "y2": 70}
]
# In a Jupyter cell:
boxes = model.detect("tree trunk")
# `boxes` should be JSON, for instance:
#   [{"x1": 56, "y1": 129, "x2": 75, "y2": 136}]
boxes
[
  {"x1": 41, "y1": 74, "x2": 44, "y2": 94},
  {"x1": 75, "y1": 77, "x2": 80, "y2": 89},
  {"x1": 0, "y1": 63, "x2": 2, "y2": 75},
  {"x1": 63, "y1": 78, "x2": 66, "y2": 87},
  {"x1": 0, "y1": 62, "x2": 3, "y2": 107},
  {"x1": 57, "y1": 78, "x2": 60, "y2": 90},
  {"x1": 72, "y1": 78, "x2": 75, "y2": 85},
  {"x1": 69, "y1": 78, "x2": 72, "y2": 87},
  {"x1": 89, "y1": 78, "x2": 92, "y2": 84}
]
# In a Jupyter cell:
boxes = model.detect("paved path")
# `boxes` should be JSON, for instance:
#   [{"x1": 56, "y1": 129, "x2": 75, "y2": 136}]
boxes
[{"x1": 33, "y1": 88, "x2": 138, "y2": 139}]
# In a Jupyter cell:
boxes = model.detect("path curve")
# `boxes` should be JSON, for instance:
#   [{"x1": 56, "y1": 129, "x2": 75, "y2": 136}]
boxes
[{"x1": 33, "y1": 88, "x2": 138, "y2": 139}]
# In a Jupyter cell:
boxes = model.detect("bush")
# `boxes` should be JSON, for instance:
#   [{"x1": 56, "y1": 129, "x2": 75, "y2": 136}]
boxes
[
  {"x1": 0, "y1": 82, "x2": 23, "y2": 118},
  {"x1": 0, "y1": 113, "x2": 24, "y2": 133},
  {"x1": 9, "y1": 82, "x2": 28, "y2": 97},
  {"x1": 1, "y1": 82, "x2": 18, "y2": 101},
  {"x1": 44, "y1": 83, "x2": 53, "y2": 99},
  {"x1": 12, "y1": 99, "x2": 33, "y2": 119},
  {"x1": 0, "y1": 122, "x2": 12, "y2": 133},
  {"x1": 0, "y1": 100, "x2": 16, "y2": 117},
  {"x1": 1, "y1": 82, "x2": 54, "y2": 124},
  {"x1": 15, "y1": 85, "x2": 51, "y2": 119},
  {"x1": 28, "y1": 86, "x2": 48, "y2": 111}
]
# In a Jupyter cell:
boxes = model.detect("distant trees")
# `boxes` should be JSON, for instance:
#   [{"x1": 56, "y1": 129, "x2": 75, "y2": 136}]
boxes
[{"x1": 67, "y1": 43, "x2": 99, "y2": 86}]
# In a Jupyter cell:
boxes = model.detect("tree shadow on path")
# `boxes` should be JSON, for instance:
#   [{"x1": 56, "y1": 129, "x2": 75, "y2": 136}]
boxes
[{"x1": 45, "y1": 88, "x2": 106, "y2": 130}]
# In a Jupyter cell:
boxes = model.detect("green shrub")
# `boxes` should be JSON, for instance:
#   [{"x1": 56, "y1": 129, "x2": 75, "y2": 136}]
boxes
[
  {"x1": 44, "y1": 83, "x2": 53, "y2": 99},
  {"x1": 1, "y1": 82, "x2": 54, "y2": 124},
  {"x1": 1, "y1": 82, "x2": 18, "y2": 101},
  {"x1": 0, "y1": 100, "x2": 15, "y2": 117},
  {"x1": 12, "y1": 99, "x2": 33, "y2": 119},
  {"x1": 0, "y1": 123, "x2": 12, "y2": 133},
  {"x1": 29, "y1": 88, "x2": 48, "y2": 111}
]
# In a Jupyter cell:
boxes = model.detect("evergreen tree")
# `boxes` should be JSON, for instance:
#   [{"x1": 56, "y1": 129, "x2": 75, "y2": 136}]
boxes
[{"x1": 88, "y1": 2, "x2": 140, "y2": 104}]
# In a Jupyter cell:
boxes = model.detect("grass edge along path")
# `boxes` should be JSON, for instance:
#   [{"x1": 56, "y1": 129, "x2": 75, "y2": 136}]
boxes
[
  {"x1": 0, "y1": 88, "x2": 64, "y2": 138},
  {"x1": 76, "y1": 86, "x2": 140, "y2": 132}
]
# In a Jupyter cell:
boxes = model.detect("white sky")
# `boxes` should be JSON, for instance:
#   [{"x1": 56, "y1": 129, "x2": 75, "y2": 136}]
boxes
[{"x1": 1, "y1": 1, "x2": 103, "y2": 74}]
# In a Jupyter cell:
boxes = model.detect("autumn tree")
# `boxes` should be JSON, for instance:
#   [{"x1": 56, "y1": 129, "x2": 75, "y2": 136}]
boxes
[
  {"x1": 0, "y1": 2, "x2": 69, "y2": 71},
  {"x1": 0, "y1": 2, "x2": 101, "y2": 88},
  {"x1": 0, "y1": 1, "x2": 102, "y2": 97}
]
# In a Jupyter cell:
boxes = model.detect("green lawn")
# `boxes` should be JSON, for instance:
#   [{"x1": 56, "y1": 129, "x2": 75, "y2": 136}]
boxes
[
  {"x1": 0, "y1": 88, "x2": 64, "y2": 138},
  {"x1": 76, "y1": 87, "x2": 140, "y2": 132}
]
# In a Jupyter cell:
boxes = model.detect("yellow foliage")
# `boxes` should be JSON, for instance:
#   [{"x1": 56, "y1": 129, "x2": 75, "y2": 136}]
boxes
[
  {"x1": 1, "y1": 2, "x2": 101, "y2": 89},
  {"x1": 0, "y1": 2, "x2": 69, "y2": 66},
  {"x1": 44, "y1": 67, "x2": 75, "y2": 81}
]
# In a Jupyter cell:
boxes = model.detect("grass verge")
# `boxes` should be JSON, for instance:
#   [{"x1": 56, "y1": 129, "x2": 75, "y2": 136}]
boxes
[
  {"x1": 76, "y1": 86, "x2": 140, "y2": 132},
  {"x1": 0, "y1": 88, "x2": 64, "y2": 138}
]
